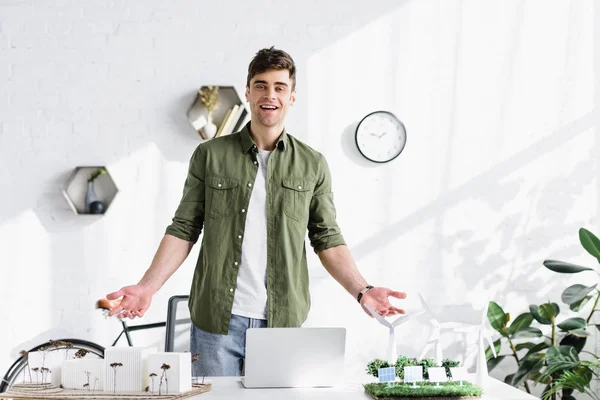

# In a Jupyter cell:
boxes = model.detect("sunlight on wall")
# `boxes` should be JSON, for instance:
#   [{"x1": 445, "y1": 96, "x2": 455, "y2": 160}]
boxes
[
  {"x1": 0, "y1": 210, "x2": 51, "y2": 371},
  {"x1": 305, "y1": 0, "x2": 596, "y2": 380}
]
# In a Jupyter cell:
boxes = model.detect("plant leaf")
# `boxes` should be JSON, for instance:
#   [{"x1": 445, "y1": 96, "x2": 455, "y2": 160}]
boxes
[
  {"x1": 557, "y1": 317, "x2": 586, "y2": 331},
  {"x1": 488, "y1": 301, "x2": 508, "y2": 334},
  {"x1": 543, "y1": 260, "x2": 594, "y2": 274},
  {"x1": 522, "y1": 341, "x2": 550, "y2": 361},
  {"x1": 530, "y1": 305, "x2": 552, "y2": 325},
  {"x1": 561, "y1": 284, "x2": 597, "y2": 305},
  {"x1": 515, "y1": 342, "x2": 536, "y2": 351},
  {"x1": 512, "y1": 327, "x2": 543, "y2": 338},
  {"x1": 487, "y1": 355, "x2": 505, "y2": 372},
  {"x1": 539, "y1": 303, "x2": 558, "y2": 322},
  {"x1": 507, "y1": 313, "x2": 534, "y2": 335},
  {"x1": 568, "y1": 329, "x2": 590, "y2": 337},
  {"x1": 560, "y1": 334, "x2": 587, "y2": 354},
  {"x1": 504, "y1": 373, "x2": 515, "y2": 386},
  {"x1": 485, "y1": 339, "x2": 501, "y2": 360},
  {"x1": 569, "y1": 295, "x2": 592, "y2": 312},
  {"x1": 511, "y1": 356, "x2": 544, "y2": 387},
  {"x1": 545, "y1": 346, "x2": 580, "y2": 375},
  {"x1": 579, "y1": 228, "x2": 600, "y2": 263}
]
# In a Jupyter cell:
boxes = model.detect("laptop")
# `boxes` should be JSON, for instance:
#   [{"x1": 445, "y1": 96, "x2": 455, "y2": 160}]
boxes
[{"x1": 241, "y1": 327, "x2": 346, "y2": 388}]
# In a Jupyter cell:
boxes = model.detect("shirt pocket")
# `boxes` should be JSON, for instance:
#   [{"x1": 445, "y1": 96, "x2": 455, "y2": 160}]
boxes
[
  {"x1": 282, "y1": 178, "x2": 314, "y2": 222},
  {"x1": 206, "y1": 176, "x2": 239, "y2": 219}
]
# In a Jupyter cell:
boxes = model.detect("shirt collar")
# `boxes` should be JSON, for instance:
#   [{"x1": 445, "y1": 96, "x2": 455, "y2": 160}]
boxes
[{"x1": 240, "y1": 122, "x2": 288, "y2": 154}]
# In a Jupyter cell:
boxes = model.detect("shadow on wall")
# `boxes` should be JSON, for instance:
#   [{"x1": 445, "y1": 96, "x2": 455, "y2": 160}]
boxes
[{"x1": 347, "y1": 110, "x2": 598, "y2": 301}]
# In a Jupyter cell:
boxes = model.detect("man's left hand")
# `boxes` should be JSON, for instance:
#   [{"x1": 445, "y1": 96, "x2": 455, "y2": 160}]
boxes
[{"x1": 360, "y1": 287, "x2": 406, "y2": 317}]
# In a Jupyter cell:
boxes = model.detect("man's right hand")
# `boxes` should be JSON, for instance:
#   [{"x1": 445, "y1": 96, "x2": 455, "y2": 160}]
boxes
[{"x1": 106, "y1": 285, "x2": 154, "y2": 320}]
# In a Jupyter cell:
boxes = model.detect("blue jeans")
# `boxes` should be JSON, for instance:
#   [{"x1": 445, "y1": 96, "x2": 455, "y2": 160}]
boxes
[{"x1": 190, "y1": 314, "x2": 268, "y2": 376}]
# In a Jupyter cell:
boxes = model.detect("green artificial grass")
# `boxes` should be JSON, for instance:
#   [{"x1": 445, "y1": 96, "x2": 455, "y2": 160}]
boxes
[{"x1": 363, "y1": 381, "x2": 483, "y2": 399}]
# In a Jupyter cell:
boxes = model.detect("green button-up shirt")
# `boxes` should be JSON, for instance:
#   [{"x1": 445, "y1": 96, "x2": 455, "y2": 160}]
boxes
[{"x1": 165, "y1": 122, "x2": 346, "y2": 335}]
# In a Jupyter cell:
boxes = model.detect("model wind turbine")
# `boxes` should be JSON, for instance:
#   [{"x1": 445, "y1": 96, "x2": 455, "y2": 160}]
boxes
[
  {"x1": 417, "y1": 294, "x2": 471, "y2": 366},
  {"x1": 454, "y1": 303, "x2": 497, "y2": 387},
  {"x1": 364, "y1": 304, "x2": 413, "y2": 364}
]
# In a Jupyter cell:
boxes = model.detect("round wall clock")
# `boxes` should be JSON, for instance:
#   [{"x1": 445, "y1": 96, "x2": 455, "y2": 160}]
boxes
[{"x1": 355, "y1": 111, "x2": 407, "y2": 163}]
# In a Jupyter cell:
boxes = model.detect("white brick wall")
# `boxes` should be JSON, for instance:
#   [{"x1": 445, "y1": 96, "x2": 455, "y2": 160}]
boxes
[{"x1": 0, "y1": 1, "x2": 598, "y2": 397}]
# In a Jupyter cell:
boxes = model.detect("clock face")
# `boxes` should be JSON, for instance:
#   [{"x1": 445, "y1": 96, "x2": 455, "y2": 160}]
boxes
[{"x1": 355, "y1": 111, "x2": 407, "y2": 163}]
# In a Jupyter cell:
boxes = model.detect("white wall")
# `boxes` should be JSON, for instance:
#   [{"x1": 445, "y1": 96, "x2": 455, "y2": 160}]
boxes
[{"x1": 1, "y1": 0, "x2": 598, "y2": 395}]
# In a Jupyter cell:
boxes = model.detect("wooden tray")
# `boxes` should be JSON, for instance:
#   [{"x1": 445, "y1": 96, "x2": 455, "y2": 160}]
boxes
[{"x1": 0, "y1": 382, "x2": 211, "y2": 400}]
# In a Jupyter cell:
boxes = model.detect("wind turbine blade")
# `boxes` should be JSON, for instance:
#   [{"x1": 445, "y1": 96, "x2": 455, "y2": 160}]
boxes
[
  {"x1": 481, "y1": 303, "x2": 489, "y2": 325},
  {"x1": 391, "y1": 314, "x2": 411, "y2": 327},
  {"x1": 485, "y1": 332, "x2": 497, "y2": 358},
  {"x1": 418, "y1": 342, "x2": 433, "y2": 361},
  {"x1": 364, "y1": 304, "x2": 392, "y2": 327},
  {"x1": 418, "y1": 293, "x2": 432, "y2": 315}
]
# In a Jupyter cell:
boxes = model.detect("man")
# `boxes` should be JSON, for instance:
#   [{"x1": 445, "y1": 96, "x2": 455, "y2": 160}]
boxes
[{"x1": 107, "y1": 47, "x2": 406, "y2": 376}]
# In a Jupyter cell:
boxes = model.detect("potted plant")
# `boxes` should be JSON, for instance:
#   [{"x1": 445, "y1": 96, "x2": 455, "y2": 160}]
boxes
[{"x1": 85, "y1": 167, "x2": 107, "y2": 214}]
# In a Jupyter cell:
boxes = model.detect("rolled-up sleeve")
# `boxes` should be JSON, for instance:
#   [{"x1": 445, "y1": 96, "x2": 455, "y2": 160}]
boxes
[
  {"x1": 165, "y1": 145, "x2": 205, "y2": 243},
  {"x1": 307, "y1": 154, "x2": 346, "y2": 252}
]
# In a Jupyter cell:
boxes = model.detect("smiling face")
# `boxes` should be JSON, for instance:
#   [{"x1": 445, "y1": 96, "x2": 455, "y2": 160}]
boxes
[{"x1": 245, "y1": 69, "x2": 296, "y2": 130}]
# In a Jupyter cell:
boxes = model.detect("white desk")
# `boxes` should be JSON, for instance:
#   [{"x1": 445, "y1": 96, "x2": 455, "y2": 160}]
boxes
[{"x1": 193, "y1": 376, "x2": 538, "y2": 399}]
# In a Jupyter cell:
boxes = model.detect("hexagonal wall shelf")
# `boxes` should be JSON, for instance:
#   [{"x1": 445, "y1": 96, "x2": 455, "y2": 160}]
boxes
[
  {"x1": 62, "y1": 166, "x2": 118, "y2": 215},
  {"x1": 186, "y1": 85, "x2": 249, "y2": 140}
]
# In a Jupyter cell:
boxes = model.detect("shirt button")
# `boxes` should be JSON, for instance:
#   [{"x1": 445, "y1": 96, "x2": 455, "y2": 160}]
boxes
[
  {"x1": 238, "y1": 235, "x2": 242, "y2": 239},
  {"x1": 217, "y1": 183, "x2": 222, "y2": 188},
  {"x1": 234, "y1": 261, "x2": 239, "y2": 266},
  {"x1": 248, "y1": 183, "x2": 252, "y2": 187},
  {"x1": 254, "y1": 161, "x2": 258, "y2": 165},
  {"x1": 241, "y1": 209, "x2": 246, "y2": 213},
  {"x1": 229, "y1": 288, "x2": 233, "y2": 293},
  {"x1": 298, "y1": 185, "x2": 302, "y2": 190}
]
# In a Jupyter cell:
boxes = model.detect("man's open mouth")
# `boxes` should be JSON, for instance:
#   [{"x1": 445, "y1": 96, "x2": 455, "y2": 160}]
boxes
[{"x1": 260, "y1": 105, "x2": 278, "y2": 110}]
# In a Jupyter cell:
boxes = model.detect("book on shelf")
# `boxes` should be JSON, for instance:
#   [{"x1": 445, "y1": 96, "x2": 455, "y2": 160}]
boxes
[
  {"x1": 232, "y1": 108, "x2": 248, "y2": 132},
  {"x1": 223, "y1": 104, "x2": 246, "y2": 136},
  {"x1": 215, "y1": 108, "x2": 233, "y2": 137},
  {"x1": 217, "y1": 104, "x2": 239, "y2": 137}
]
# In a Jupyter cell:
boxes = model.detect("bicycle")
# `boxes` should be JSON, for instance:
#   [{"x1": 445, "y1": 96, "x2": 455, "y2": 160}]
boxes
[{"x1": 0, "y1": 295, "x2": 190, "y2": 393}]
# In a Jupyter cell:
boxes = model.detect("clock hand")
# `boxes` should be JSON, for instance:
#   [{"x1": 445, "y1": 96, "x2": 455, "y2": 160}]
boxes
[{"x1": 380, "y1": 132, "x2": 387, "y2": 138}]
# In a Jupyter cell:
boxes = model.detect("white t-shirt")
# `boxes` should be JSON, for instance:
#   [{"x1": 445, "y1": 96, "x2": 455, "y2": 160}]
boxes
[{"x1": 231, "y1": 149, "x2": 271, "y2": 319}]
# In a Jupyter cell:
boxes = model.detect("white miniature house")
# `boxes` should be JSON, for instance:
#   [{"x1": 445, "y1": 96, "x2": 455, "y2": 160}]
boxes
[
  {"x1": 26, "y1": 350, "x2": 63, "y2": 386},
  {"x1": 103, "y1": 347, "x2": 156, "y2": 393},
  {"x1": 147, "y1": 353, "x2": 192, "y2": 394},
  {"x1": 61, "y1": 359, "x2": 104, "y2": 391}
]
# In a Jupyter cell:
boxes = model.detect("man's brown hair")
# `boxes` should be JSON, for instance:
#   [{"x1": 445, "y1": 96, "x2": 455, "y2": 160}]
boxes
[{"x1": 247, "y1": 46, "x2": 296, "y2": 91}]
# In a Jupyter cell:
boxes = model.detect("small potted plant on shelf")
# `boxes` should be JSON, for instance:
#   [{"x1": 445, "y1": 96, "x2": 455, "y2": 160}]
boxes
[
  {"x1": 85, "y1": 167, "x2": 107, "y2": 214},
  {"x1": 198, "y1": 86, "x2": 220, "y2": 139}
]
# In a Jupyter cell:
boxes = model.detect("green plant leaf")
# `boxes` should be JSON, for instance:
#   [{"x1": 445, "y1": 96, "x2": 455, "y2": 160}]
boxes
[
  {"x1": 568, "y1": 329, "x2": 590, "y2": 337},
  {"x1": 560, "y1": 334, "x2": 587, "y2": 354},
  {"x1": 487, "y1": 301, "x2": 508, "y2": 334},
  {"x1": 522, "y1": 341, "x2": 550, "y2": 361},
  {"x1": 487, "y1": 355, "x2": 505, "y2": 372},
  {"x1": 515, "y1": 342, "x2": 536, "y2": 351},
  {"x1": 545, "y1": 346, "x2": 580, "y2": 375},
  {"x1": 504, "y1": 374, "x2": 515, "y2": 386},
  {"x1": 569, "y1": 295, "x2": 592, "y2": 312},
  {"x1": 596, "y1": 324, "x2": 600, "y2": 332},
  {"x1": 507, "y1": 313, "x2": 534, "y2": 335},
  {"x1": 557, "y1": 317, "x2": 586, "y2": 331},
  {"x1": 530, "y1": 305, "x2": 552, "y2": 325},
  {"x1": 511, "y1": 356, "x2": 544, "y2": 387},
  {"x1": 561, "y1": 284, "x2": 597, "y2": 305},
  {"x1": 579, "y1": 228, "x2": 600, "y2": 263},
  {"x1": 512, "y1": 327, "x2": 543, "y2": 338},
  {"x1": 543, "y1": 260, "x2": 594, "y2": 274},
  {"x1": 540, "y1": 303, "x2": 559, "y2": 321},
  {"x1": 485, "y1": 339, "x2": 501, "y2": 360}
]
